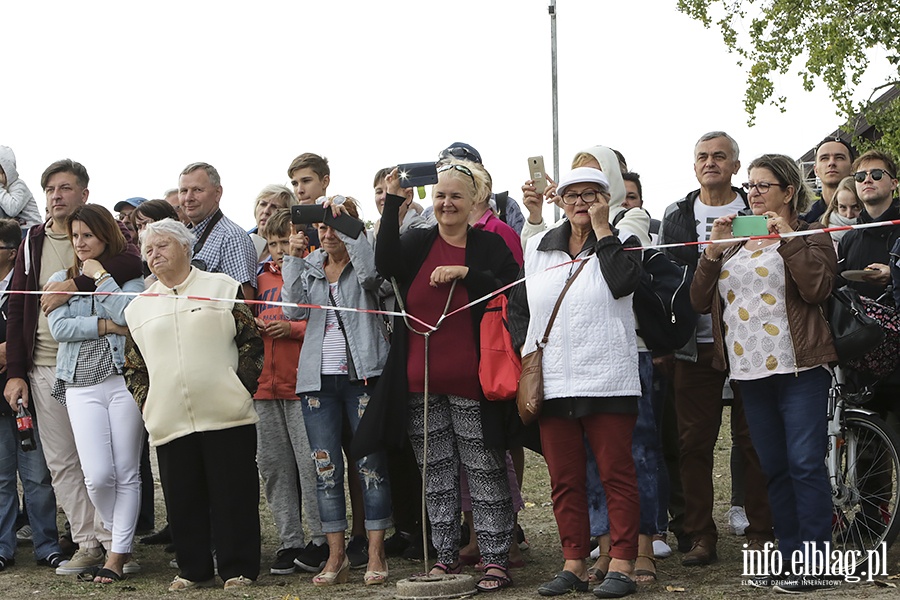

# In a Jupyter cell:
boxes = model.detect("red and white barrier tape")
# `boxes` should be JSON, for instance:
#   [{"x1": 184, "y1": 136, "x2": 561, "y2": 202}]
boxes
[{"x1": 9, "y1": 218, "x2": 898, "y2": 331}]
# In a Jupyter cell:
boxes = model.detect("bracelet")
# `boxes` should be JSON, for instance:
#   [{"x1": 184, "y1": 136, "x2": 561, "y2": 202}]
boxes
[
  {"x1": 101, "y1": 320, "x2": 107, "y2": 336},
  {"x1": 703, "y1": 251, "x2": 722, "y2": 263},
  {"x1": 95, "y1": 273, "x2": 112, "y2": 285}
]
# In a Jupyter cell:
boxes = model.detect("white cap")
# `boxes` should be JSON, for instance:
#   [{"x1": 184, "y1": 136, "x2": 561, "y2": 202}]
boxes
[{"x1": 557, "y1": 167, "x2": 610, "y2": 196}]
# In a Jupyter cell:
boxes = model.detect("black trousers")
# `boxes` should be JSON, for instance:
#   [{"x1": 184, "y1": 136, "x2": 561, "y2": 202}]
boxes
[{"x1": 157, "y1": 425, "x2": 260, "y2": 582}]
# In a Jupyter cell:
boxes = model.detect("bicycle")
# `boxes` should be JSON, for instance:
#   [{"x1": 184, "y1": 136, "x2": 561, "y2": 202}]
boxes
[{"x1": 827, "y1": 367, "x2": 900, "y2": 575}]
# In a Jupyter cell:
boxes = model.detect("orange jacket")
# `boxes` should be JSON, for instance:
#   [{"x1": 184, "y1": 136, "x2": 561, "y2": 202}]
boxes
[{"x1": 254, "y1": 262, "x2": 306, "y2": 400}]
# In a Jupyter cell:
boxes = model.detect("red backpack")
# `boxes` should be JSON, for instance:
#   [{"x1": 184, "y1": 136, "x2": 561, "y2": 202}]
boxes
[{"x1": 479, "y1": 294, "x2": 522, "y2": 401}]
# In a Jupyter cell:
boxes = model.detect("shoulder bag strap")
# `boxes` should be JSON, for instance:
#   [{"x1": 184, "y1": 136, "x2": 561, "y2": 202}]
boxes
[
  {"x1": 192, "y1": 209, "x2": 224, "y2": 257},
  {"x1": 538, "y1": 258, "x2": 589, "y2": 347}
]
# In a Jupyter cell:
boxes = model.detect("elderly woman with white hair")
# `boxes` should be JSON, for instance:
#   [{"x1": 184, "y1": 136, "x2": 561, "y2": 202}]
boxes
[{"x1": 123, "y1": 219, "x2": 264, "y2": 592}]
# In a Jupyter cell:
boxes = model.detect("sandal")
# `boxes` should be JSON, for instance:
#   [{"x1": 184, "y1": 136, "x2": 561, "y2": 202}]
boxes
[
  {"x1": 634, "y1": 554, "x2": 657, "y2": 583},
  {"x1": 430, "y1": 562, "x2": 462, "y2": 575},
  {"x1": 475, "y1": 557, "x2": 525, "y2": 570},
  {"x1": 588, "y1": 553, "x2": 610, "y2": 584},
  {"x1": 476, "y1": 564, "x2": 513, "y2": 593}
]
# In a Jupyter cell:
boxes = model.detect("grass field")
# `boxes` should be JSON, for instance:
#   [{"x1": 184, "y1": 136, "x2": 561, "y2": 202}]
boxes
[{"x1": 0, "y1": 411, "x2": 897, "y2": 599}]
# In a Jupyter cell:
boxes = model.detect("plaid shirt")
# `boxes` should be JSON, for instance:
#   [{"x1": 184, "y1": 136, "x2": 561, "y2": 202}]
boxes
[{"x1": 190, "y1": 210, "x2": 257, "y2": 288}]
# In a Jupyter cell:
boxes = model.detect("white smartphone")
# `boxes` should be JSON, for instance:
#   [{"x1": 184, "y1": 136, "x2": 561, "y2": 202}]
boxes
[{"x1": 527, "y1": 156, "x2": 548, "y2": 194}]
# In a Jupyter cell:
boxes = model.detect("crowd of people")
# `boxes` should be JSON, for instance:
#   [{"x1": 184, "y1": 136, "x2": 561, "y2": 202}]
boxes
[{"x1": 0, "y1": 134, "x2": 896, "y2": 597}]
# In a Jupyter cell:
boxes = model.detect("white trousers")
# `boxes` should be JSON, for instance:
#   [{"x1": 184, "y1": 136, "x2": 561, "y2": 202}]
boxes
[
  {"x1": 66, "y1": 375, "x2": 144, "y2": 554},
  {"x1": 29, "y1": 365, "x2": 110, "y2": 548}
]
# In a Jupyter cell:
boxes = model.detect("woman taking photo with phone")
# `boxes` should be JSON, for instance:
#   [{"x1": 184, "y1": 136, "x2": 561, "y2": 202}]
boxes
[
  {"x1": 282, "y1": 197, "x2": 393, "y2": 587},
  {"x1": 47, "y1": 205, "x2": 145, "y2": 583},
  {"x1": 691, "y1": 154, "x2": 837, "y2": 593},
  {"x1": 356, "y1": 159, "x2": 520, "y2": 592}
]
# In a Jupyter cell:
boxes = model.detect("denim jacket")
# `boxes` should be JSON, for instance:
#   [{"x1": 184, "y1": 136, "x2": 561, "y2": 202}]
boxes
[
  {"x1": 47, "y1": 269, "x2": 144, "y2": 383},
  {"x1": 282, "y1": 230, "x2": 390, "y2": 394}
]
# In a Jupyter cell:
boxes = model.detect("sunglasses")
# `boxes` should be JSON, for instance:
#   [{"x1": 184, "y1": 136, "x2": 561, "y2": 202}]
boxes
[
  {"x1": 854, "y1": 169, "x2": 896, "y2": 183},
  {"x1": 440, "y1": 146, "x2": 480, "y2": 163},
  {"x1": 437, "y1": 163, "x2": 477, "y2": 189}
]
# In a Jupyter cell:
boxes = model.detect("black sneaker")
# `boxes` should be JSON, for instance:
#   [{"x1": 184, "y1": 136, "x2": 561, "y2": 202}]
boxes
[
  {"x1": 347, "y1": 535, "x2": 368, "y2": 569},
  {"x1": 36, "y1": 552, "x2": 66, "y2": 568},
  {"x1": 0, "y1": 556, "x2": 14, "y2": 571},
  {"x1": 384, "y1": 531, "x2": 410, "y2": 557},
  {"x1": 269, "y1": 547, "x2": 303, "y2": 575},
  {"x1": 293, "y1": 541, "x2": 329, "y2": 573}
]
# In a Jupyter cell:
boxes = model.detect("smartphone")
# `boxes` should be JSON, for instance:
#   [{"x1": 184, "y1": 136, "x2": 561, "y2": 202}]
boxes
[
  {"x1": 290, "y1": 205, "x2": 365, "y2": 239},
  {"x1": 731, "y1": 215, "x2": 769, "y2": 237},
  {"x1": 397, "y1": 162, "x2": 438, "y2": 188},
  {"x1": 527, "y1": 156, "x2": 548, "y2": 194}
]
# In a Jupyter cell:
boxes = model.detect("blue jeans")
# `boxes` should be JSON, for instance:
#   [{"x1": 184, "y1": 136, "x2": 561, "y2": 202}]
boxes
[
  {"x1": 301, "y1": 375, "x2": 392, "y2": 533},
  {"x1": 737, "y1": 368, "x2": 832, "y2": 556},
  {"x1": 0, "y1": 414, "x2": 62, "y2": 560},
  {"x1": 588, "y1": 351, "x2": 660, "y2": 536}
]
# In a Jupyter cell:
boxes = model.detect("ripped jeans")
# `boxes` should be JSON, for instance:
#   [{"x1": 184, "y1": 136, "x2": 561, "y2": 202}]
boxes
[{"x1": 300, "y1": 375, "x2": 392, "y2": 533}]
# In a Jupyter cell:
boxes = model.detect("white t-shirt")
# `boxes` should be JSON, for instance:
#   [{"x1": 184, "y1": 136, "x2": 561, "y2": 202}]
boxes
[{"x1": 693, "y1": 194, "x2": 745, "y2": 344}]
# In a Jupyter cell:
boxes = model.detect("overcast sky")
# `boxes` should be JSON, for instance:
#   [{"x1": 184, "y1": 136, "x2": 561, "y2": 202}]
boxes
[{"x1": 3, "y1": 1, "x2": 895, "y2": 228}]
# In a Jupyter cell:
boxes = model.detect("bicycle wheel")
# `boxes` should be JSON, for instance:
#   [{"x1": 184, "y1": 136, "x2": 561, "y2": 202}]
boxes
[{"x1": 831, "y1": 411, "x2": 900, "y2": 574}]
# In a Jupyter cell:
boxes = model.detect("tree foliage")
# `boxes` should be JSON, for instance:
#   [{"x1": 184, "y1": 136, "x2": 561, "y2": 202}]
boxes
[{"x1": 677, "y1": 0, "x2": 900, "y2": 154}]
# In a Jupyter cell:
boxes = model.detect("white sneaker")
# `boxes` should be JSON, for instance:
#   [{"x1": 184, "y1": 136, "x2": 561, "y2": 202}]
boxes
[
  {"x1": 123, "y1": 558, "x2": 141, "y2": 574},
  {"x1": 726, "y1": 506, "x2": 750, "y2": 536},
  {"x1": 652, "y1": 538, "x2": 673, "y2": 558}
]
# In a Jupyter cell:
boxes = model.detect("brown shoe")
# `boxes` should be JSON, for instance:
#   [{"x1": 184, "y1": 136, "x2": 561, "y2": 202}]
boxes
[{"x1": 681, "y1": 538, "x2": 717, "y2": 566}]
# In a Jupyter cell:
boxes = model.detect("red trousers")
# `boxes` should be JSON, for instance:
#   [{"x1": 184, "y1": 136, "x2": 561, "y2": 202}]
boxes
[{"x1": 540, "y1": 412, "x2": 639, "y2": 560}]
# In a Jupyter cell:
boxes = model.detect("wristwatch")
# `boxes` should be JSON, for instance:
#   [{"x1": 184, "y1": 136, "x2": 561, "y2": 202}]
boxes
[{"x1": 93, "y1": 269, "x2": 109, "y2": 284}]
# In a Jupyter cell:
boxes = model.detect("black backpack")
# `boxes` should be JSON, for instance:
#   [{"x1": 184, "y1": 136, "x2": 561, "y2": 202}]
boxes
[
  {"x1": 494, "y1": 191, "x2": 509, "y2": 224},
  {"x1": 634, "y1": 248, "x2": 697, "y2": 352},
  {"x1": 613, "y1": 208, "x2": 697, "y2": 352}
]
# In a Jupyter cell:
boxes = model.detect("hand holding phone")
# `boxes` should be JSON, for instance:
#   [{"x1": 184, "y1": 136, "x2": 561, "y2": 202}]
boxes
[{"x1": 731, "y1": 215, "x2": 769, "y2": 237}]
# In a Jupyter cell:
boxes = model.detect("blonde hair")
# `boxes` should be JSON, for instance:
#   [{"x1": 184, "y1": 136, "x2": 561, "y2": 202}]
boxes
[
  {"x1": 436, "y1": 158, "x2": 491, "y2": 204},
  {"x1": 821, "y1": 176, "x2": 860, "y2": 227}
]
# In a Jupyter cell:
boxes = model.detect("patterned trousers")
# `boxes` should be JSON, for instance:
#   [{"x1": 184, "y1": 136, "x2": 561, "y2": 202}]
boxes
[{"x1": 407, "y1": 393, "x2": 513, "y2": 567}]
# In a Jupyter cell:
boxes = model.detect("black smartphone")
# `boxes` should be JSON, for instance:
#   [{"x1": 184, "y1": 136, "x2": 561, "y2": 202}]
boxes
[
  {"x1": 397, "y1": 162, "x2": 438, "y2": 188},
  {"x1": 290, "y1": 205, "x2": 365, "y2": 240}
]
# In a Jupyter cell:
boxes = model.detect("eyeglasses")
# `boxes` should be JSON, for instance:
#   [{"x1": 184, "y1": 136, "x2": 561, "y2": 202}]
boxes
[
  {"x1": 440, "y1": 146, "x2": 480, "y2": 163},
  {"x1": 561, "y1": 189, "x2": 604, "y2": 205},
  {"x1": 854, "y1": 169, "x2": 895, "y2": 183},
  {"x1": 437, "y1": 163, "x2": 477, "y2": 189},
  {"x1": 742, "y1": 181, "x2": 785, "y2": 194}
]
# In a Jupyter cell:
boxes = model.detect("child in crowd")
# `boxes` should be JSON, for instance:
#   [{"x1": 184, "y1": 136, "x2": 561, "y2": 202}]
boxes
[
  {"x1": 0, "y1": 146, "x2": 43, "y2": 232},
  {"x1": 253, "y1": 208, "x2": 329, "y2": 575}
]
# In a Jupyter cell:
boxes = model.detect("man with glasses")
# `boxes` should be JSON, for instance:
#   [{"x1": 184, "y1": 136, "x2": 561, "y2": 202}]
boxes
[
  {"x1": 658, "y1": 132, "x2": 774, "y2": 567},
  {"x1": 837, "y1": 149, "x2": 900, "y2": 302}
]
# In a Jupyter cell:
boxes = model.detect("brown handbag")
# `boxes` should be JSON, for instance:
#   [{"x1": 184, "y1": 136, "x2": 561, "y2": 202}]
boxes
[{"x1": 517, "y1": 259, "x2": 588, "y2": 425}]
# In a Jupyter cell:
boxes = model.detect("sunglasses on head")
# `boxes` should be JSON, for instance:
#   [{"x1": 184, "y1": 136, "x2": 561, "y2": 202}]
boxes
[
  {"x1": 441, "y1": 147, "x2": 480, "y2": 163},
  {"x1": 437, "y1": 163, "x2": 477, "y2": 188},
  {"x1": 854, "y1": 169, "x2": 895, "y2": 183}
]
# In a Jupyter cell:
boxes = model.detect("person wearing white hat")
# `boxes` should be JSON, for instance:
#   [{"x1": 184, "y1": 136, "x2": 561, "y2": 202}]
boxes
[{"x1": 509, "y1": 167, "x2": 642, "y2": 598}]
